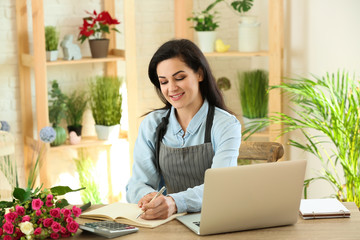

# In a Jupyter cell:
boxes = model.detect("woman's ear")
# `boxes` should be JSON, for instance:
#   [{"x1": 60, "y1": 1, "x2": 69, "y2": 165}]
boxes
[{"x1": 197, "y1": 68, "x2": 204, "y2": 82}]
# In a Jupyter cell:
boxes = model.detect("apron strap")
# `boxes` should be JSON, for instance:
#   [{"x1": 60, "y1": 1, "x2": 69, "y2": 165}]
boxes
[{"x1": 204, "y1": 105, "x2": 215, "y2": 143}]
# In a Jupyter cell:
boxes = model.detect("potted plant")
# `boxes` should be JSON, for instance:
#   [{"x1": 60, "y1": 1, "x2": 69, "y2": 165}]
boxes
[
  {"x1": 229, "y1": 0, "x2": 259, "y2": 52},
  {"x1": 48, "y1": 80, "x2": 67, "y2": 146},
  {"x1": 78, "y1": 10, "x2": 120, "y2": 58},
  {"x1": 89, "y1": 76, "x2": 123, "y2": 140},
  {"x1": 187, "y1": 0, "x2": 223, "y2": 52},
  {"x1": 238, "y1": 69, "x2": 268, "y2": 131},
  {"x1": 243, "y1": 71, "x2": 360, "y2": 208},
  {"x1": 65, "y1": 90, "x2": 88, "y2": 141},
  {"x1": 45, "y1": 26, "x2": 60, "y2": 61}
]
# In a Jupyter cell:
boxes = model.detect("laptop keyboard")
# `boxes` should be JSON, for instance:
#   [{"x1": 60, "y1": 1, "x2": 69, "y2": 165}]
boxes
[{"x1": 193, "y1": 221, "x2": 200, "y2": 227}]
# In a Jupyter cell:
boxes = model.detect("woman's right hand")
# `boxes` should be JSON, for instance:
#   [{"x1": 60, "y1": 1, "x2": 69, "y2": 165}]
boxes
[{"x1": 138, "y1": 192, "x2": 157, "y2": 208}]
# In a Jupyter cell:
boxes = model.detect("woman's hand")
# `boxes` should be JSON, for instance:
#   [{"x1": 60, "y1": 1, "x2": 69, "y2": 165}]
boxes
[{"x1": 137, "y1": 193, "x2": 177, "y2": 220}]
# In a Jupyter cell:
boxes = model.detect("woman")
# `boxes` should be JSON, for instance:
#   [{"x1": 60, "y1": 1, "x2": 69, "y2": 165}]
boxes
[{"x1": 126, "y1": 39, "x2": 241, "y2": 220}]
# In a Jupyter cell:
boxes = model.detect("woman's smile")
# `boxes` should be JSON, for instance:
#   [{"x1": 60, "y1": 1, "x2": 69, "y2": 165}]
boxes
[{"x1": 170, "y1": 92, "x2": 185, "y2": 101}]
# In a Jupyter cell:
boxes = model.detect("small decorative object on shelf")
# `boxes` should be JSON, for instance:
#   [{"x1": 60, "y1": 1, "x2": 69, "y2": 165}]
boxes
[
  {"x1": 45, "y1": 26, "x2": 60, "y2": 61},
  {"x1": 216, "y1": 77, "x2": 231, "y2": 91},
  {"x1": 60, "y1": 35, "x2": 82, "y2": 61},
  {"x1": 238, "y1": 69, "x2": 268, "y2": 132},
  {"x1": 0, "y1": 120, "x2": 10, "y2": 132},
  {"x1": 215, "y1": 39, "x2": 230, "y2": 53},
  {"x1": 187, "y1": 0, "x2": 222, "y2": 53},
  {"x1": 0, "y1": 186, "x2": 84, "y2": 240},
  {"x1": 78, "y1": 10, "x2": 120, "y2": 58},
  {"x1": 89, "y1": 76, "x2": 123, "y2": 140}
]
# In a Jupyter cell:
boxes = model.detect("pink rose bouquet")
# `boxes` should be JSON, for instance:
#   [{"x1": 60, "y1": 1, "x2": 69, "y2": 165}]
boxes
[{"x1": 0, "y1": 186, "x2": 84, "y2": 239}]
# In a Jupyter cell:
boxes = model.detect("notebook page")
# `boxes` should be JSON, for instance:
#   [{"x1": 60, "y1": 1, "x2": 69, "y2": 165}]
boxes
[{"x1": 300, "y1": 199, "x2": 350, "y2": 216}]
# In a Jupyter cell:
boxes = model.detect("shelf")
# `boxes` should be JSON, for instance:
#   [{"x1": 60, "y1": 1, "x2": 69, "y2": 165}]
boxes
[
  {"x1": 204, "y1": 50, "x2": 269, "y2": 57},
  {"x1": 47, "y1": 52, "x2": 125, "y2": 66},
  {"x1": 50, "y1": 136, "x2": 114, "y2": 150}
]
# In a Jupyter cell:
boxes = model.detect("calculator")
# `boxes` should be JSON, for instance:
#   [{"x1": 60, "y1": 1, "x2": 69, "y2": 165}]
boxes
[{"x1": 79, "y1": 221, "x2": 139, "y2": 238}]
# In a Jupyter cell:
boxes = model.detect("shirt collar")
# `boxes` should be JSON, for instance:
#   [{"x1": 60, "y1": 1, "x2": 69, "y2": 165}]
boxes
[{"x1": 170, "y1": 99, "x2": 209, "y2": 136}]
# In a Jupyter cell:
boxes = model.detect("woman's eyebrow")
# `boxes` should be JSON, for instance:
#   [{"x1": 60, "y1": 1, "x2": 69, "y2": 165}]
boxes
[{"x1": 158, "y1": 70, "x2": 185, "y2": 78}]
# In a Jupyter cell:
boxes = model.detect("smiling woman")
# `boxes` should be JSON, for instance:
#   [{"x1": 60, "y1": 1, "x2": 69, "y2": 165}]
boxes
[{"x1": 126, "y1": 39, "x2": 241, "y2": 220}]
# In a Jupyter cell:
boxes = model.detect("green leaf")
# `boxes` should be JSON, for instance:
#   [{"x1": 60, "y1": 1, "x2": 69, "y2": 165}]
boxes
[
  {"x1": 13, "y1": 187, "x2": 32, "y2": 202},
  {"x1": 0, "y1": 200, "x2": 15, "y2": 208},
  {"x1": 50, "y1": 186, "x2": 85, "y2": 196},
  {"x1": 55, "y1": 198, "x2": 69, "y2": 208}
]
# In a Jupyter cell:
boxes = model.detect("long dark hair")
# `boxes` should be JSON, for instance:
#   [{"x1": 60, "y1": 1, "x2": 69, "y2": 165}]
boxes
[{"x1": 148, "y1": 39, "x2": 230, "y2": 113}]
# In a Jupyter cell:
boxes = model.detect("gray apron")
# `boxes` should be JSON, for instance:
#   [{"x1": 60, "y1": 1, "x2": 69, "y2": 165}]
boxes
[{"x1": 154, "y1": 105, "x2": 215, "y2": 194}]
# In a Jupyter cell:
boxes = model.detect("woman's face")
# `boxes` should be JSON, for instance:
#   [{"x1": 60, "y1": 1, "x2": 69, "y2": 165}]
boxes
[{"x1": 157, "y1": 57, "x2": 204, "y2": 114}]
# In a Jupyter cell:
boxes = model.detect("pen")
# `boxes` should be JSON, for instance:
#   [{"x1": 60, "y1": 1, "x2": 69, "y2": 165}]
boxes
[{"x1": 136, "y1": 186, "x2": 166, "y2": 219}]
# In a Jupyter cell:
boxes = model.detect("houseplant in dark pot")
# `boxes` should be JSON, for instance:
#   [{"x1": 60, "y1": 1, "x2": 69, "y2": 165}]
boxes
[
  {"x1": 78, "y1": 10, "x2": 120, "y2": 58},
  {"x1": 65, "y1": 90, "x2": 88, "y2": 141},
  {"x1": 45, "y1": 26, "x2": 60, "y2": 61},
  {"x1": 89, "y1": 76, "x2": 123, "y2": 140},
  {"x1": 238, "y1": 69, "x2": 268, "y2": 132},
  {"x1": 48, "y1": 80, "x2": 67, "y2": 146}
]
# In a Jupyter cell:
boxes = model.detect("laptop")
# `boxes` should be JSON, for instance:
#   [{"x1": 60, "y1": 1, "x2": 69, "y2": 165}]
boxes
[{"x1": 176, "y1": 160, "x2": 307, "y2": 235}]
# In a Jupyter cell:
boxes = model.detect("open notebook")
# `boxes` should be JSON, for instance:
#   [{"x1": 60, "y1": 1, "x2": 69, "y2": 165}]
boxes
[
  {"x1": 80, "y1": 202, "x2": 185, "y2": 228},
  {"x1": 299, "y1": 198, "x2": 350, "y2": 219}
]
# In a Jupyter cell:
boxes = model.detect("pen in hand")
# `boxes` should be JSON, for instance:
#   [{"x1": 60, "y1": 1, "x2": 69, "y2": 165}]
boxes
[{"x1": 136, "y1": 186, "x2": 167, "y2": 219}]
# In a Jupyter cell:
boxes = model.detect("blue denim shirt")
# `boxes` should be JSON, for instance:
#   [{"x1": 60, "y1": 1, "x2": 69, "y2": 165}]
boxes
[{"x1": 126, "y1": 100, "x2": 241, "y2": 213}]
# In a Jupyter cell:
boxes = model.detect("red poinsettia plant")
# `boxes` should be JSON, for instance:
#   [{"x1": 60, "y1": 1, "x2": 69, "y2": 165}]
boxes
[{"x1": 78, "y1": 10, "x2": 120, "y2": 44}]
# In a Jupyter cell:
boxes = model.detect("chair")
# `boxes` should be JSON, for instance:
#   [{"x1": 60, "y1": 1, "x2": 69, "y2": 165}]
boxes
[{"x1": 238, "y1": 141, "x2": 284, "y2": 163}]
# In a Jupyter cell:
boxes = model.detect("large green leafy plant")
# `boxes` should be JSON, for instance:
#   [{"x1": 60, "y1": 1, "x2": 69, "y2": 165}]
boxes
[
  {"x1": 89, "y1": 76, "x2": 123, "y2": 126},
  {"x1": 244, "y1": 71, "x2": 360, "y2": 207}
]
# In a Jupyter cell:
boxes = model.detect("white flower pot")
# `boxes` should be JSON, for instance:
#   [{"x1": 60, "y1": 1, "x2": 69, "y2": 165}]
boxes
[
  {"x1": 95, "y1": 124, "x2": 120, "y2": 140},
  {"x1": 238, "y1": 16, "x2": 260, "y2": 52},
  {"x1": 46, "y1": 50, "x2": 58, "y2": 61},
  {"x1": 196, "y1": 31, "x2": 216, "y2": 53},
  {"x1": 242, "y1": 117, "x2": 267, "y2": 132}
]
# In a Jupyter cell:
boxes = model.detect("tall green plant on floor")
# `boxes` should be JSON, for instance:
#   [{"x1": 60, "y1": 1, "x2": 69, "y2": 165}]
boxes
[
  {"x1": 89, "y1": 76, "x2": 123, "y2": 126},
  {"x1": 243, "y1": 71, "x2": 360, "y2": 207},
  {"x1": 238, "y1": 69, "x2": 269, "y2": 119},
  {"x1": 74, "y1": 150, "x2": 102, "y2": 204}
]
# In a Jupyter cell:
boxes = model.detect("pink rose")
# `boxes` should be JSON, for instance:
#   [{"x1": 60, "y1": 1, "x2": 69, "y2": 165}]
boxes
[
  {"x1": 51, "y1": 221, "x2": 61, "y2": 233},
  {"x1": 60, "y1": 227, "x2": 67, "y2": 234},
  {"x1": 50, "y1": 232, "x2": 60, "y2": 239},
  {"x1": 36, "y1": 210, "x2": 42, "y2": 216},
  {"x1": 22, "y1": 215, "x2": 31, "y2": 222},
  {"x1": 31, "y1": 198, "x2": 44, "y2": 210},
  {"x1": 34, "y1": 227, "x2": 42, "y2": 235},
  {"x1": 47, "y1": 194, "x2": 53, "y2": 201},
  {"x1": 37, "y1": 218, "x2": 43, "y2": 224},
  {"x1": 50, "y1": 208, "x2": 61, "y2": 218},
  {"x1": 61, "y1": 231, "x2": 71, "y2": 238},
  {"x1": 61, "y1": 208, "x2": 71, "y2": 217},
  {"x1": 3, "y1": 221, "x2": 14, "y2": 234},
  {"x1": 0, "y1": 227, "x2": 3, "y2": 235},
  {"x1": 67, "y1": 221, "x2": 79, "y2": 233},
  {"x1": 5, "y1": 212, "x2": 18, "y2": 223},
  {"x1": 46, "y1": 200, "x2": 53, "y2": 207},
  {"x1": 43, "y1": 218, "x2": 54, "y2": 228},
  {"x1": 15, "y1": 205, "x2": 25, "y2": 216},
  {"x1": 66, "y1": 217, "x2": 73, "y2": 223},
  {"x1": 72, "y1": 206, "x2": 82, "y2": 217},
  {"x1": 4, "y1": 235, "x2": 12, "y2": 240}
]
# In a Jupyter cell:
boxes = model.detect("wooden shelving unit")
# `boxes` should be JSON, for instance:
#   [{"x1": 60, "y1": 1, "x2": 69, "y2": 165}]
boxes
[
  {"x1": 15, "y1": 0, "x2": 137, "y2": 197},
  {"x1": 174, "y1": 0, "x2": 284, "y2": 142}
]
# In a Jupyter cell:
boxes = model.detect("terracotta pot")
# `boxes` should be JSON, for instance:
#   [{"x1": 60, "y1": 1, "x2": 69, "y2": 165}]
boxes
[{"x1": 89, "y1": 39, "x2": 109, "y2": 58}]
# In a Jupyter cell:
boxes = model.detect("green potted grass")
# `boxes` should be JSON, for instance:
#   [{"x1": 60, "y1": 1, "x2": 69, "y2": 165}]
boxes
[
  {"x1": 48, "y1": 80, "x2": 67, "y2": 146},
  {"x1": 238, "y1": 69, "x2": 269, "y2": 131},
  {"x1": 65, "y1": 90, "x2": 88, "y2": 140},
  {"x1": 45, "y1": 26, "x2": 60, "y2": 61},
  {"x1": 89, "y1": 76, "x2": 123, "y2": 140}
]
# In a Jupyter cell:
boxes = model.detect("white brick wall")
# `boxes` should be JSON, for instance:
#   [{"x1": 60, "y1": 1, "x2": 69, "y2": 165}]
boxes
[{"x1": 0, "y1": 0, "x2": 263, "y2": 194}]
